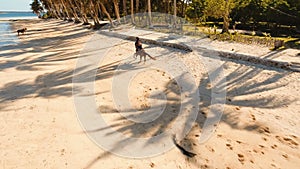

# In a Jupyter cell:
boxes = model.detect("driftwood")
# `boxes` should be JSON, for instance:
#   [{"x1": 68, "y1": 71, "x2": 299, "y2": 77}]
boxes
[
  {"x1": 274, "y1": 40, "x2": 284, "y2": 49},
  {"x1": 100, "y1": 31, "x2": 193, "y2": 52},
  {"x1": 99, "y1": 30, "x2": 299, "y2": 72},
  {"x1": 217, "y1": 50, "x2": 298, "y2": 71}
]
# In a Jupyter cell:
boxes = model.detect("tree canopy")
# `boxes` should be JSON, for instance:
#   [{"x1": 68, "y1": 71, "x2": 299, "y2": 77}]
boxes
[{"x1": 32, "y1": 0, "x2": 300, "y2": 35}]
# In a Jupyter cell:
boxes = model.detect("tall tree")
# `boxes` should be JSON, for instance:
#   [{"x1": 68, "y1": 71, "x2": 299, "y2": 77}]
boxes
[
  {"x1": 130, "y1": 0, "x2": 135, "y2": 24},
  {"x1": 204, "y1": 0, "x2": 236, "y2": 33},
  {"x1": 148, "y1": 0, "x2": 152, "y2": 26},
  {"x1": 66, "y1": 0, "x2": 81, "y2": 23},
  {"x1": 30, "y1": 0, "x2": 43, "y2": 17},
  {"x1": 113, "y1": 0, "x2": 121, "y2": 24},
  {"x1": 136, "y1": 0, "x2": 139, "y2": 13},
  {"x1": 99, "y1": 1, "x2": 115, "y2": 27},
  {"x1": 186, "y1": 0, "x2": 205, "y2": 23},
  {"x1": 173, "y1": 0, "x2": 177, "y2": 27}
]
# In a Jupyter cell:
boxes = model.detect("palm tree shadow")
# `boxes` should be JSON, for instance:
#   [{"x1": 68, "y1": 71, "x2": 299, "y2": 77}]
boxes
[{"x1": 83, "y1": 48, "x2": 296, "y2": 168}]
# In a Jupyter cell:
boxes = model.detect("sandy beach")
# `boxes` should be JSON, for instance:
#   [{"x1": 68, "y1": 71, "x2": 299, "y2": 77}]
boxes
[{"x1": 1, "y1": 19, "x2": 300, "y2": 169}]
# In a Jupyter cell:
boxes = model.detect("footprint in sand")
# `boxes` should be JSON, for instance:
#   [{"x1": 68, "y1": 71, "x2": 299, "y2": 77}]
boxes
[
  {"x1": 205, "y1": 145, "x2": 215, "y2": 152},
  {"x1": 282, "y1": 154, "x2": 289, "y2": 159},
  {"x1": 271, "y1": 144, "x2": 277, "y2": 149},
  {"x1": 226, "y1": 143, "x2": 233, "y2": 150},
  {"x1": 275, "y1": 135, "x2": 299, "y2": 148},
  {"x1": 236, "y1": 140, "x2": 242, "y2": 144},
  {"x1": 237, "y1": 154, "x2": 245, "y2": 164},
  {"x1": 262, "y1": 137, "x2": 268, "y2": 141},
  {"x1": 258, "y1": 126, "x2": 271, "y2": 135},
  {"x1": 253, "y1": 147, "x2": 265, "y2": 155},
  {"x1": 250, "y1": 114, "x2": 256, "y2": 121}
]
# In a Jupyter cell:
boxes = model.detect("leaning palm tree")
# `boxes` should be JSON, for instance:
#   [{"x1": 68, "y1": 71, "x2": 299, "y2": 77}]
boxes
[
  {"x1": 74, "y1": 0, "x2": 90, "y2": 25},
  {"x1": 99, "y1": 0, "x2": 115, "y2": 27},
  {"x1": 60, "y1": 0, "x2": 72, "y2": 21},
  {"x1": 89, "y1": 0, "x2": 101, "y2": 28},
  {"x1": 42, "y1": 0, "x2": 60, "y2": 18},
  {"x1": 113, "y1": 0, "x2": 121, "y2": 24},
  {"x1": 66, "y1": 0, "x2": 81, "y2": 23}
]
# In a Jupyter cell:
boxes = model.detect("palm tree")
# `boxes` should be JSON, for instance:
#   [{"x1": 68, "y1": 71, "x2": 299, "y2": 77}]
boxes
[
  {"x1": 147, "y1": 0, "x2": 152, "y2": 27},
  {"x1": 73, "y1": 0, "x2": 90, "y2": 24},
  {"x1": 87, "y1": 0, "x2": 100, "y2": 27},
  {"x1": 173, "y1": 0, "x2": 177, "y2": 27},
  {"x1": 66, "y1": 0, "x2": 81, "y2": 23},
  {"x1": 60, "y1": 0, "x2": 72, "y2": 21},
  {"x1": 130, "y1": 0, "x2": 135, "y2": 24},
  {"x1": 99, "y1": 1, "x2": 115, "y2": 27},
  {"x1": 41, "y1": 0, "x2": 60, "y2": 18},
  {"x1": 136, "y1": 0, "x2": 139, "y2": 13},
  {"x1": 30, "y1": 0, "x2": 43, "y2": 18},
  {"x1": 122, "y1": 0, "x2": 127, "y2": 23},
  {"x1": 113, "y1": 0, "x2": 121, "y2": 24}
]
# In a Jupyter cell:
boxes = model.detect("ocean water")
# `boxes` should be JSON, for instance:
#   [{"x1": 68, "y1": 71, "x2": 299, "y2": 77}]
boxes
[
  {"x1": 0, "y1": 22, "x2": 18, "y2": 47},
  {"x1": 0, "y1": 12, "x2": 37, "y2": 47},
  {"x1": 0, "y1": 11, "x2": 37, "y2": 20}
]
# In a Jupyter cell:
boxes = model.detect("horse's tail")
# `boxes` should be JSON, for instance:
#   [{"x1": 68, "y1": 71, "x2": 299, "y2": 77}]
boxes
[{"x1": 148, "y1": 55, "x2": 156, "y2": 60}]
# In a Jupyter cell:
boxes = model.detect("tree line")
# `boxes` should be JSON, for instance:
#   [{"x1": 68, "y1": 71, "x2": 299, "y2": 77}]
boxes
[{"x1": 30, "y1": 0, "x2": 300, "y2": 35}]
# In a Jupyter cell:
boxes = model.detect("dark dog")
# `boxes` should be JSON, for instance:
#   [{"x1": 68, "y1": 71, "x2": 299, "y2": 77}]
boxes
[{"x1": 17, "y1": 28, "x2": 27, "y2": 36}]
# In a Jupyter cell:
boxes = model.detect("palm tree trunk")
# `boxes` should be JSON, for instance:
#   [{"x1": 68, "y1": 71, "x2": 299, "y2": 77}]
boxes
[
  {"x1": 136, "y1": 0, "x2": 139, "y2": 13},
  {"x1": 57, "y1": 4, "x2": 66, "y2": 20},
  {"x1": 147, "y1": 0, "x2": 152, "y2": 27},
  {"x1": 122, "y1": 0, "x2": 127, "y2": 23},
  {"x1": 60, "y1": 0, "x2": 72, "y2": 21},
  {"x1": 99, "y1": 2, "x2": 115, "y2": 27},
  {"x1": 173, "y1": 0, "x2": 177, "y2": 27},
  {"x1": 113, "y1": 0, "x2": 121, "y2": 24},
  {"x1": 130, "y1": 0, "x2": 135, "y2": 24},
  {"x1": 75, "y1": 0, "x2": 89, "y2": 24},
  {"x1": 67, "y1": 0, "x2": 81, "y2": 23},
  {"x1": 47, "y1": 0, "x2": 60, "y2": 19},
  {"x1": 89, "y1": 0, "x2": 101, "y2": 27}
]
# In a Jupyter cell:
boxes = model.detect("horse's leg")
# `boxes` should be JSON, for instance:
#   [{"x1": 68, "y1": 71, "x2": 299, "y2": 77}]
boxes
[{"x1": 139, "y1": 55, "x2": 142, "y2": 63}]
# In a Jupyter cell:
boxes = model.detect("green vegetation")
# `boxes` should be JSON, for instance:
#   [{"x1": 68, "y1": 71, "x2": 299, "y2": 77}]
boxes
[
  {"x1": 30, "y1": 0, "x2": 43, "y2": 18},
  {"x1": 30, "y1": 0, "x2": 300, "y2": 46}
]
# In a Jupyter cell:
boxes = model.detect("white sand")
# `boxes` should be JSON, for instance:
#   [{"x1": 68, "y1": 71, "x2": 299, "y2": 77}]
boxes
[{"x1": 0, "y1": 19, "x2": 299, "y2": 169}]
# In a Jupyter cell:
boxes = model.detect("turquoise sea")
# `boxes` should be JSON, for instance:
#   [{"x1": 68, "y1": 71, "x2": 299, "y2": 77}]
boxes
[
  {"x1": 0, "y1": 11, "x2": 37, "y2": 20},
  {"x1": 0, "y1": 22, "x2": 18, "y2": 46},
  {"x1": 0, "y1": 12, "x2": 37, "y2": 47}
]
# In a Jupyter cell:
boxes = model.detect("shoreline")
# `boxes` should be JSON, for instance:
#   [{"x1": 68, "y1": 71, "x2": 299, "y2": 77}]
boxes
[
  {"x1": 0, "y1": 17, "x2": 38, "y2": 21},
  {"x1": 0, "y1": 21, "x2": 19, "y2": 47}
]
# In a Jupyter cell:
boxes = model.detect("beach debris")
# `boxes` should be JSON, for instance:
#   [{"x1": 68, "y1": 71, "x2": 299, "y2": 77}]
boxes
[
  {"x1": 274, "y1": 40, "x2": 284, "y2": 49},
  {"x1": 172, "y1": 135, "x2": 197, "y2": 158}
]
